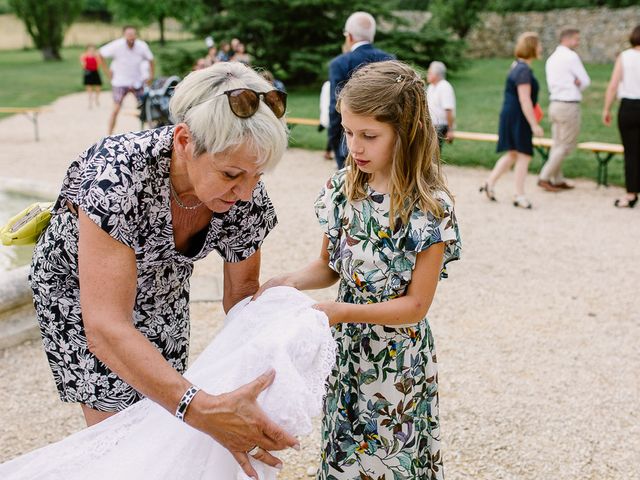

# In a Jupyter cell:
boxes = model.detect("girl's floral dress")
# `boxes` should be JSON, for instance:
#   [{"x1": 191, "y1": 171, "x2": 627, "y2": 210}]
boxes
[{"x1": 314, "y1": 169, "x2": 461, "y2": 480}]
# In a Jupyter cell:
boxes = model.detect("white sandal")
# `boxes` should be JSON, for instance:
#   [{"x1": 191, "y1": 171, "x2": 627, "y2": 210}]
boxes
[{"x1": 513, "y1": 195, "x2": 532, "y2": 209}]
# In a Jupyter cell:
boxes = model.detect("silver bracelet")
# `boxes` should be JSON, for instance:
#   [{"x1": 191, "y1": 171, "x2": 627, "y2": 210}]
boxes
[{"x1": 175, "y1": 385, "x2": 200, "y2": 422}]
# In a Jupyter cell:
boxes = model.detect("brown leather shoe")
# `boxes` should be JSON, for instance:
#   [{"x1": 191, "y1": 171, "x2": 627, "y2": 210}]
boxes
[
  {"x1": 537, "y1": 179, "x2": 561, "y2": 192},
  {"x1": 552, "y1": 181, "x2": 575, "y2": 190}
]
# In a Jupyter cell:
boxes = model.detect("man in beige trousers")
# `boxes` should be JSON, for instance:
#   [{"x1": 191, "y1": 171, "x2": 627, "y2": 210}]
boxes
[{"x1": 539, "y1": 28, "x2": 590, "y2": 191}]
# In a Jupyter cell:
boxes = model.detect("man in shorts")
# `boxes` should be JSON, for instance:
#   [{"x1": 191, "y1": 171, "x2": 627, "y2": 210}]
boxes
[{"x1": 99, "y1": 26, "x2": 154, "y2": 134}]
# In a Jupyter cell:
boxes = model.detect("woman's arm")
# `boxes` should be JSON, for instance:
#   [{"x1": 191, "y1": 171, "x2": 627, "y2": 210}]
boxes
[
  {"x1": 223, "y1": 249, "x2": 261, "y2": 312},
  {"x1": 603, "y1": 56, "x2": 623, "y2": 126},
  {"x1": 78, "y1": 212, "x2": 297, "y2": 478},
  {"x1": 255, "y1": 235, "x2": 340, "y2": 296},
  {"x1": 516, "y1": 83, "x2": 543, "y2": 137},
  {"x1": 315, "y1": 243, "x2": 445, "y2": 326}
]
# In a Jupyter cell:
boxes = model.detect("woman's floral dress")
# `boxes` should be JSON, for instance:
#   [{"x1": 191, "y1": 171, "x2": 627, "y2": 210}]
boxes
[
  {"x1": 314, "y1": 169, "x2": 461, "y2": 480},
  {"x1": 29, "y1": 126, "x2": 276, "y2": 412}
]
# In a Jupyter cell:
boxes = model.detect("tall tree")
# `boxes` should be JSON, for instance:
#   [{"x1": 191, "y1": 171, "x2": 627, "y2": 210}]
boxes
[
  {"x1": 9, "y1": 0, "x2": 83, "y2": 60},
  {"x1": 107, "y1": 0, "x2": 202, "y2": 45},
  {"x1": 430, "y1": 0, "x2": 485, "y2": 39},
  {"x1": 194, "y1": 0, "x2": 461, "y2": 84}
]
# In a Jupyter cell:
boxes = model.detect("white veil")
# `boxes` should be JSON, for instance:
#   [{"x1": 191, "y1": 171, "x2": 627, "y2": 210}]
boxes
[{"x1": 0, "y1": 287, "x2": 336, "y2": 480}]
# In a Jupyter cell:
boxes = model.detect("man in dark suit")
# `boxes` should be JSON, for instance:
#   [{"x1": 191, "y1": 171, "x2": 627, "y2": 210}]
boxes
[{"x1": 328, "y1": 11, "x2": 395, "y2": 169}]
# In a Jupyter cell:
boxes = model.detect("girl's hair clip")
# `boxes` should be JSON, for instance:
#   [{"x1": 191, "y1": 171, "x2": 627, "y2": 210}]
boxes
[{"x1": 395, "y1": 75, "x2": 403, "y2": 83}]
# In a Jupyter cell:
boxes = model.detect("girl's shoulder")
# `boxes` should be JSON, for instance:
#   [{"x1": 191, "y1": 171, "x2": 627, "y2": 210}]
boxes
[
  {"x1": 404, "y1": 190, "x2": 457, "y2": 237},
  {"x1": 322, "y1": 168, "x2": 348, "y2": 194}
]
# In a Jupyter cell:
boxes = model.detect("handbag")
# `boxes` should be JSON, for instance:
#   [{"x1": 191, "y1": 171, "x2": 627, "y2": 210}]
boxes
[{"x1": 0, "y1": 202, "x2": 53, "y2": 246}]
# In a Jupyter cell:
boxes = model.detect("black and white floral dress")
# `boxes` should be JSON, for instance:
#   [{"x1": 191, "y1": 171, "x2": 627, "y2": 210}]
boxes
[{"x1": 29, "y1": 126, "x2": 277, "y2": 412}]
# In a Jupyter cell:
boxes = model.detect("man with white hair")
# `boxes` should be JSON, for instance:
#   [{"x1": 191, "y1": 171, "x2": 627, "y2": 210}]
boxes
[
  {"x1": 426, "y1": 61, "x2": 456, "y2": 150},
  {"x1": 328, "y1": 11, "x2": 394, "y2": 169}
]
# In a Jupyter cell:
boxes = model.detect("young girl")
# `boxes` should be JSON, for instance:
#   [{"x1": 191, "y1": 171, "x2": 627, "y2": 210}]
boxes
[
  {"x1": 259, "y1": 60, "x2": 461, "y2": 479},
  {"x1": 80, "y1": 44, "x2": 102, "y2": 108}
]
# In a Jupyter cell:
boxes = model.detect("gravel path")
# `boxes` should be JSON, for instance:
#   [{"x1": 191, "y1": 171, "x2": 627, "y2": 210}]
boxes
[{"x1": 0, "y1": 91, "x2": 638, "y2": 479}]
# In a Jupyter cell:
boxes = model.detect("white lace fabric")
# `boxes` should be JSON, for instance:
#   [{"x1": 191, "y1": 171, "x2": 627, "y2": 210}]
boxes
[{"x1": 0, "y1": 287, "x2": 336, "y2": 480}]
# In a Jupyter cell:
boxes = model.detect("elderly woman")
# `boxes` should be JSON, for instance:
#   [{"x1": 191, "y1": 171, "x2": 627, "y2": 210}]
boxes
[
  {"x1": 480, "y1": 32, "x2": 544, "y2": 209},
  {"x1": 29, "y1": 62, "x2": 295, "y2": 477}
]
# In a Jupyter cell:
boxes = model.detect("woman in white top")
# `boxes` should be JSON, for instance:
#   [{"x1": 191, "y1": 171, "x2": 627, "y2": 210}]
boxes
[{"x1": 603, "y1": 25, "x2": 640, "y2": 208}]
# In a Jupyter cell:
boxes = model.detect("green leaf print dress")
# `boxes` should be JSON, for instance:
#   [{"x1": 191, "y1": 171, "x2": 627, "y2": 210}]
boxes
[{"x1": 314, "y1": 169, "x2": 461, "y2": 480}]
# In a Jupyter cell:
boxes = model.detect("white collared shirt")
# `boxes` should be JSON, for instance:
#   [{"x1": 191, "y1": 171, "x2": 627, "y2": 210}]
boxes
[
  {"x1": 99, "y1": 38, "x2": 154, "y2": 88},
  {"x1": 350, "y1": 41, "x2": 370, "y2": 52},
  {"x1": 545, "y1": 45, "x2": 590, "y2": 102},
  {"x1": 426, "y1": 79, "x2": 456, "y2": 127}
]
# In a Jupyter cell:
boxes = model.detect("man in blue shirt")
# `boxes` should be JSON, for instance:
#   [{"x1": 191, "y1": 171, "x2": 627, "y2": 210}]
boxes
[{"x1": 328, "y1": 11, "x2": 395, "y2": 169}]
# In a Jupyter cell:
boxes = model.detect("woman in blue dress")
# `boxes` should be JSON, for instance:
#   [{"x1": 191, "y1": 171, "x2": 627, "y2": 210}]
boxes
[{"x1": 481, "y1": 32, "x2": 544, "y2": 209}]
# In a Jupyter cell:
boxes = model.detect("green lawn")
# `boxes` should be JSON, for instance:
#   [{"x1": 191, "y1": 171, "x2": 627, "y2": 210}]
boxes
[
  {"x1": 0, "y1": 45, "x2": 624, "y2": 185},
  {"x1": 286, "y1": 58, "x2": 624, "y2": 186},
  {"x1": 0, "y1": 40, "x2": 204, "y2": 112}
]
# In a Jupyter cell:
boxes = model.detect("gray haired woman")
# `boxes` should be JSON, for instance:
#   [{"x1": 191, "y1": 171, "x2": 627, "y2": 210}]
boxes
[{"x1": 29, "y1": 62, "x2": 295, "y2": 477}]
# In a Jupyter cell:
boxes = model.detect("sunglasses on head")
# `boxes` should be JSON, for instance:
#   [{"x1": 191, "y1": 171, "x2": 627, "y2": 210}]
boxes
[{"x1": 219, "y1": 88, "x2": 287, "y2": 119}]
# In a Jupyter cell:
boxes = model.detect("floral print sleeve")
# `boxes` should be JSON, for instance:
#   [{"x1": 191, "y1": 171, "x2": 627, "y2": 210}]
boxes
[
  {"x1": 404, "y1": 192, "x2": 461, "y2": 279},
  {"x1": 314, "y1": 169, "x2": 347, "y2": 272},
  {"x1": 68, "y1": 138, "x2": 140, "y2": 249},
  {"x1": 213, "y1": 181, "x2": 277, "y2": 262}
]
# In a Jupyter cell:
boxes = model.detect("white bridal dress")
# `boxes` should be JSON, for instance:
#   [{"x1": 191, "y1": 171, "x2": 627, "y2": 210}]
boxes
[{"x1": 0, "y1": 287, "x2": 336, "y2": 480}]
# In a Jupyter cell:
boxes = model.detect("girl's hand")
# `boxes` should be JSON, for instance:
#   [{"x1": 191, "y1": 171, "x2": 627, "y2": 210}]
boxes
[
  {"x1": 602, "y1": 110, "x2": 612, "y2": 126},
  {"x1": 313, "y1": 301, "x2": 344, "y2": 326},
  {"x1": 253, "y1": 275, "x2": 294, "y2": 300}
]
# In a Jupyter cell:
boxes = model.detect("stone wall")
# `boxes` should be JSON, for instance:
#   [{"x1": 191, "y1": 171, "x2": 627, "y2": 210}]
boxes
[{"x1": 466, "y1": 6, "x2": 640, "y2": 63}]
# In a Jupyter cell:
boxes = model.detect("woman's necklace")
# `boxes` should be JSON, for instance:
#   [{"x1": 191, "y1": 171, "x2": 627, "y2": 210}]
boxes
[{"x1": 170, "y1": 181, "x2": 203, "y2": 210}]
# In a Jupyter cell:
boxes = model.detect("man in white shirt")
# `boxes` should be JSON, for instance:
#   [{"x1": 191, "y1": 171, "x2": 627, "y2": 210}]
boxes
[
  {"x1": 99, "y1": 26, "x2": 155, "y2": 134},
  {"x1": 539, "y1": 28, "x2": 590, "y2": 191},
  {"x1": 426, "y1": 61, "x2": 456, "y2": 150}
]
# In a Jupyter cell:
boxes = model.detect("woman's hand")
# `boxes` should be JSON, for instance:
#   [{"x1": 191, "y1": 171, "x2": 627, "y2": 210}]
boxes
[
  {"x1": 532, "y1": 124, "x2": 544, "y2": 138},
  {"x1": 602, "y1": 109, "x2": 612, "y2": 126},
  {"x1": 186, "y1": 369, "x2": 299, "y2": 479}
]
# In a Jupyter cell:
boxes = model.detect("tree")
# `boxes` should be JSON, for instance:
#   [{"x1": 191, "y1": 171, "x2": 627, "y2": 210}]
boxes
[
  {"x1": 106, "y1": 0, "x2": 203, "y2": 45},
  {"x1": 430, "y1": 0, "x2": 485, "y2": 39},
  {"x1": 9, "y1": 0, "x2": 83, "y2": 60},
  {"x1": 193, "y1": 0, "x2": 462, "y2": 85}
]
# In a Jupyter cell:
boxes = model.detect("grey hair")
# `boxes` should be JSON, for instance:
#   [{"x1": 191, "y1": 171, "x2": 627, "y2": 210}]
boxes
[
  {"x1": 169, "y1": 62, "x2": 288, "y2": 171},
  {"x1": 345, "y1": 11, "x2": 376, "y2": 43},
  {"x1": 428, "y1": 61, "x2": 447, "y2": 79}
]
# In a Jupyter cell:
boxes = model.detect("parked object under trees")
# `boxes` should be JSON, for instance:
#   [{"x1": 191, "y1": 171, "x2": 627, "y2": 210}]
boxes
[{"x1": 8, "y1": 0, "x2": 83, "y2": 61}]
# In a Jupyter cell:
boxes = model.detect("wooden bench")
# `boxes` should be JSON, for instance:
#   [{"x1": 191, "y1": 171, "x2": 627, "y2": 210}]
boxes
[
  {"x1": 453, "y1": 130, "x2": 554, "y2": 162},
  {"x1": 287, "y1": 117, "x2": 321, "y2": 128},
  {"x1": 454, "y1": 130, "x2": 623, "y2": 186},
  {"x1": 576, "y1": 142, "x2": 624, "y2": 187},
  {"x1": 0, "y1": 107, "x2": 51, "y2": 141}
]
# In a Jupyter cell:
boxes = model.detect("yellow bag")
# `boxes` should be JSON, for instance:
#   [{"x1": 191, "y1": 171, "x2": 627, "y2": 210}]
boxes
[{"x1": 0, "y1": 202, "x2": 53, "y2": 246}]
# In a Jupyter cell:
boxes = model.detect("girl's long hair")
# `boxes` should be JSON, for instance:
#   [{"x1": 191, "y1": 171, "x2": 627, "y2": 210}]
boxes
[{"x1": 337, "y1": 60, "x2": 453, "y2": 228}]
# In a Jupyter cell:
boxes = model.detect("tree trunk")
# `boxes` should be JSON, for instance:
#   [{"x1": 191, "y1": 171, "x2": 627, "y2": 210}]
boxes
[
  {"x1": 41, "y1": 46, "x2": 62, "y2": 61},
  {"x1": 159, "y1": 14, "x2": 165, "y2": 46}
]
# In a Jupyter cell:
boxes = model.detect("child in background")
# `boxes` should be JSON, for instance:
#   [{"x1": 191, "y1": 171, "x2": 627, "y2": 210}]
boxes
[
  {"x1": 257, "y1": 60, "x2": 461, "y2": 479},
  {"x1": 80, "y1": 44, "x2": 102, "y2": 109}
]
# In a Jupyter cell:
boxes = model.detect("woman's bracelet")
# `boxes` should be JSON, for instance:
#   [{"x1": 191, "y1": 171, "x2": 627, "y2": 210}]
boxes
[{"x1": 175, "y1": 385, "x2": 201, "y2": 422}]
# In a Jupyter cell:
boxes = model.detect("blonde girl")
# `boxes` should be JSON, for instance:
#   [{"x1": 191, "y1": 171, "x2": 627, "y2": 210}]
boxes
[{"x1": 259, "y1": 60, "x2": 461, "y2": 479}]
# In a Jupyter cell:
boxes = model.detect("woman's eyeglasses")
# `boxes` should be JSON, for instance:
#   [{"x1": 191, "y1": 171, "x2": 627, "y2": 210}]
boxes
[{"x1": 219, "y1": 88, "x2": 287, "y2": 119}]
